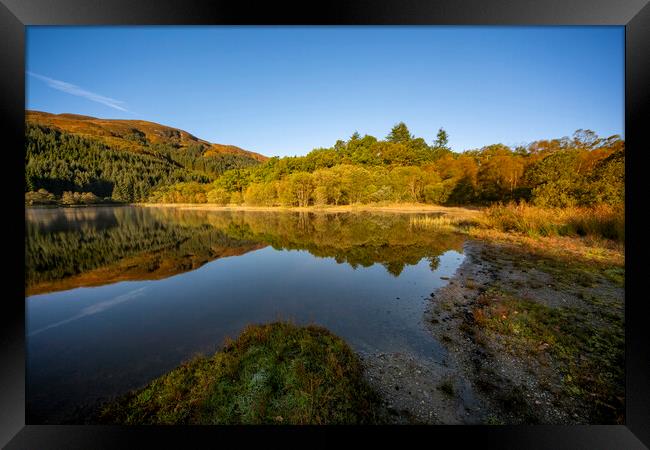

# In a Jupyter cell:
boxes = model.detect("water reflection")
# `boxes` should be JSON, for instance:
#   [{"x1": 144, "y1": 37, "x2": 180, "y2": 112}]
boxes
[
  {"x1": 26, "y1": 207, "x2": 465, "y2": 295},
  {"x1": 26, "y1": 206, "x2": 466, "y2": 423}
]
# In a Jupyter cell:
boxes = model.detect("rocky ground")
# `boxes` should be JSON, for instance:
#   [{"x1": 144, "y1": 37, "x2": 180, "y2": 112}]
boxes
[
  {"x1": 359, "y1": 238, "x2": 625, "y2": 425},
  {"x1": 359, "y1": 350, "x2": 482, "y2": 424}
]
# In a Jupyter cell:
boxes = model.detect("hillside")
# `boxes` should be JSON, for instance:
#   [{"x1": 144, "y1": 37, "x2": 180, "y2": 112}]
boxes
[
  {"x1": 25, "y1": 111, "x2": 269, "y2": 203},
  {"x1": 26, "y1": 111, "x2": 268, "y2": 162}
]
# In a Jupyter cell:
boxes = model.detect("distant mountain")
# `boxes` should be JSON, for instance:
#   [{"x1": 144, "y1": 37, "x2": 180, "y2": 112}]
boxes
[{"x1": 26, "y1": 110, "x2": 268, "y2": 162}]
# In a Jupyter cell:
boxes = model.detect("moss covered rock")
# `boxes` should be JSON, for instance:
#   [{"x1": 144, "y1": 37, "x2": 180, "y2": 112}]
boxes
[{"x1": 99, "y1": 322, "x2": 380, "y2": 424}]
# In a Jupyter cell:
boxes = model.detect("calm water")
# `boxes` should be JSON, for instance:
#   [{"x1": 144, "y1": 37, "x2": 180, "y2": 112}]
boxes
[{"x1": 26, "y1": 206, "x2": 466, "y2": 423}]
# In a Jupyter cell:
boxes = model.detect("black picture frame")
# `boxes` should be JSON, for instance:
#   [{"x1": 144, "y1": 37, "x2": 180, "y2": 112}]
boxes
[{"x1": 1, "y1": 0, "x2": 648, "y2": 448}]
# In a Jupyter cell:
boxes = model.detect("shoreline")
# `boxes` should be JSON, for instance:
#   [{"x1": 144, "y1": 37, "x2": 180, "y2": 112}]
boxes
[
  {"x1": 364, "y1": 236, "x2": 624, "y2": 424},
  {"x1": 27, "y1": 203, "x2": 624, "y2": 424},
  {"x1": 135, "y1": 202, "x2": 482, "y2": 216}
]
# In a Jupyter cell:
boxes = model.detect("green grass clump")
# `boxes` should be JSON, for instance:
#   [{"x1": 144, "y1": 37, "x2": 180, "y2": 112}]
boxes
[
  {"x1": 602, "y1": 266, "x2": 625, "y2": 287},
  {"x1": 99, "y1": 322, "x2": 381, "y2": 425}
]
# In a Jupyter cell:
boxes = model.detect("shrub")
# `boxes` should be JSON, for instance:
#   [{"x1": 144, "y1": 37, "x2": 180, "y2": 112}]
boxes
[
  {"x1": 80, "y1": 192, "x2": 100, "y2": 204},
  {"x1": 25, "y1": 189, "x2": 57, "y2": 205}
]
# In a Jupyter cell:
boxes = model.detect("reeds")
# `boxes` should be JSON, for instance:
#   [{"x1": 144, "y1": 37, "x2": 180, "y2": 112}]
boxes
[
  {"x1": 409, "y1": 214, "x2": 477, "y2": 231},
  {"x1": 478, "y1": 202, "x2": 624, "y2": 243}
]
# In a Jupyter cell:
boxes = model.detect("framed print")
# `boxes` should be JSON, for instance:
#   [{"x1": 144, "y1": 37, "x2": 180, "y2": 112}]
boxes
[{"x1": 1, "y1": 0, "x2": 648, "y2": 448}]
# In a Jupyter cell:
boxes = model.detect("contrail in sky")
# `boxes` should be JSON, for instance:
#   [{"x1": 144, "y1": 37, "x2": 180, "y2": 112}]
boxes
[{"x1": 27, "y1": 71, "x2": 129, "y2": 112}]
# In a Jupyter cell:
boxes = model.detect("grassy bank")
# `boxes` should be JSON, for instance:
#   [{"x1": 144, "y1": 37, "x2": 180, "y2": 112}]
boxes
[
  {"x1": 141, "y1": 202, "x2": 623, "y2": 244},
  {"x1": 477, "y1": 203, "x2": 624, "y2": 243},
  {"x1": 99, "y1": 322, "x2": 381, "y2": 425},
  {"x1": 409, "y1": 202, "x2": 624, "y2": 243},
  {"x1": 407, "y1": 203, "x2": 624, "y2": 266}
]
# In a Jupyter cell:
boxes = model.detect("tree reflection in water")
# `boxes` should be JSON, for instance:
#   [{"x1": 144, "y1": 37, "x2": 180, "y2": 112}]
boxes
[{"x1": 26, "y1": 206, "x2": 465, "y2": 295}]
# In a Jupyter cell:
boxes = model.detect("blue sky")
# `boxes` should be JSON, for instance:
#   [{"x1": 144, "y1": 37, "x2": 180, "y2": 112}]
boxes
[{"x1": 26, "y1": 26, "x2": 624, "y2": 157}]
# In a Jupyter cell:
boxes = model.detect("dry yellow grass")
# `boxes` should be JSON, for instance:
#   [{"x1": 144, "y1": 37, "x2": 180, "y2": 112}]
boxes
[
  {"x1": 408, "y1": 214, "x2": 478, "y2": 231},
  {"x1": 469, "y1": 227, "x2": 624, "y2": 266},
  {"x1": 476, "y1": 202, "x2": 624, "y2": 243}
]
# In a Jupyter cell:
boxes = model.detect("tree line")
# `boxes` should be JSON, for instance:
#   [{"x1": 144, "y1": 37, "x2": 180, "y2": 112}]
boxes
[
  {"x1": 26, "y1": 122, "x2": 624, "y2": 208},
  {"x1": 148, "y1": 124, "x2": 624, "y2": 208}
]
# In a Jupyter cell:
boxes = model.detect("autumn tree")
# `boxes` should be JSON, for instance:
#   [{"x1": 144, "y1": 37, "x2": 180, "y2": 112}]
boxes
[
  {"x1": 25, "y1": 188, "x2": 57, "y2": 205},
  {"x1": 288, "y1": 172, "x2": 314, "y2": 207},
  {"x1": 312, "y1": 169, "x2": 342, "y2": 205},
  {"x1": 206, "y1": 187, "x2": 231, "y2": 205},
  {"x1": 580, "y1": 147, "x2": 624, "y2": 206},
  {"x1": 61, "y1": 191, "x2": 76, "y2": 205}
]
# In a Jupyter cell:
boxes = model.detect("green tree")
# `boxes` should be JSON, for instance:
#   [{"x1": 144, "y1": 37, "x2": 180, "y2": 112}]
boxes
[
  {"x1": 386, "y1": 122, "x2": 413, "y2": 144},
  {"x1": 288, "y1": 172, "x2": 315, "y2": 207},
  {"x1": 312, "y1": 169, "x2": 343, "y2": 205},
  {"x1": 580, "y1": 148, "x2": 624, "y2": 206},
  {"x1": 431, "y1": 128, "x2": 453, "y2": 160},
  {"x1": 434, "y1": 128, "x2": 449, "y2": 149},
  {"x1": 390, "y1": 166, "x2": 427, "y2": 202},
  {"x1": 526, "y1": 150, "x2": 583, "y2": 207}
]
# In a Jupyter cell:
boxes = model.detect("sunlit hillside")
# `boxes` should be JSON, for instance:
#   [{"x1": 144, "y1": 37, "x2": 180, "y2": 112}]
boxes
[{"x1": 26, "y1": 110, "x2": 268, "y2": 162}]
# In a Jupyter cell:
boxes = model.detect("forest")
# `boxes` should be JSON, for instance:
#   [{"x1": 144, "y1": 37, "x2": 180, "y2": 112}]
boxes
[
  {"x1": 24, "y1": 122, "x2": 260, "y2": 204},
  {"x1": 25, "y1": 121, "x2": 624, "y2": 209}
]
